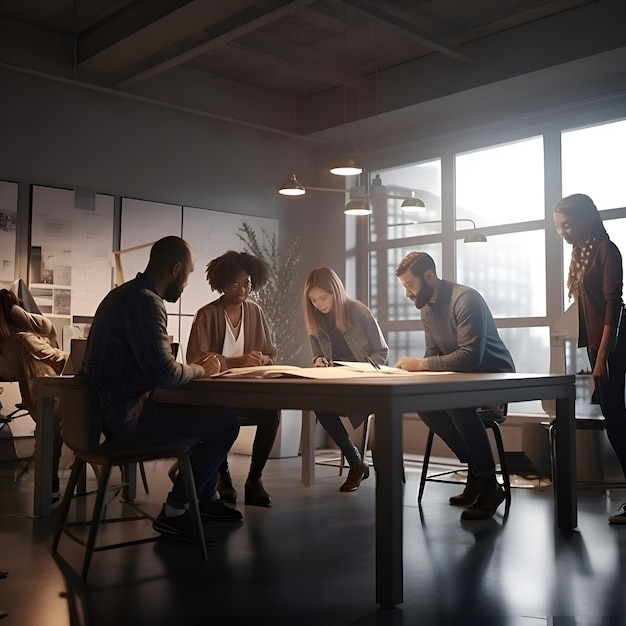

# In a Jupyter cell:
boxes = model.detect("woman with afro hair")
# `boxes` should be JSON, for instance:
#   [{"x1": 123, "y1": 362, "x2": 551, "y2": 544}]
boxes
[{"x1": 186, "y1": 250, "x2": 279, "y2": 507}]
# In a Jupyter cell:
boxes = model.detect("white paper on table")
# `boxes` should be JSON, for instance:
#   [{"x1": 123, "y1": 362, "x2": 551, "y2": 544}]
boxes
[{"x1": 210, "y1": 364, "x2": 452, "y2": 380}]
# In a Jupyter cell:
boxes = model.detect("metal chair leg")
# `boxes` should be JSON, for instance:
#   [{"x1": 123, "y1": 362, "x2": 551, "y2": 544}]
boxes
[{"x1": 417, "y1": 429, "x2": 435, "y2": 504}]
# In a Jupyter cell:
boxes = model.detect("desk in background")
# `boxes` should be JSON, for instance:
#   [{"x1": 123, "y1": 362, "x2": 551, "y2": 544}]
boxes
[{"x1": 36, "y1": 372, "x2": 576, "y2": 609}]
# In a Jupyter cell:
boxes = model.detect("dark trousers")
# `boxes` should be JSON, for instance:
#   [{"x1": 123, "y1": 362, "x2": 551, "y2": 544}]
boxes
[
  {"x1": 588, "y1": 325, "x2": 626, "y2": 479},
  {"x1": 219, "y1": 409, "x2": 280, "y2": 478},
  {"x1": 127, "y1": 399, "x2": 240, "y2": 505},
  {"x1": 418, "y1": 407, "x2": 495, "y2": 476}
]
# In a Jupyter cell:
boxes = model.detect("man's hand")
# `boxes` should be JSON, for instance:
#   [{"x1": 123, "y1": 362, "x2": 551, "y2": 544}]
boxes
[{"x1": 395, "y1": 356, "x2": 428, "y2": 371}]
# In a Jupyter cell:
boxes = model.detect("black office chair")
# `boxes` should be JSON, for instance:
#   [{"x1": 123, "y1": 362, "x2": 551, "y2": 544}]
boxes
[
  {"x1": 417, "y1": 406, "x2": 512, "y2": 512},
  {"x1": 52, "y1": 376, "x2": 208, "y2": 578},
  {"x1": 545, "y1": 416, "x2": 626, "y2": 490},
  {"x1": 0, "y1": 387, "x2": 34, "y2": 474}
]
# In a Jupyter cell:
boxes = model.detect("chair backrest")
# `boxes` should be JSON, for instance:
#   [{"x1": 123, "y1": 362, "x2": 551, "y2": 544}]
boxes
[
  {"x1": 62, "y1": 338, "x2": 88, "y2": 376},
  {"x1": 59, "y1": 377, "x2": 104, "y2": 454},
  {"x1": 10, "y1": 279, "x2": 42, "y2": 315}
]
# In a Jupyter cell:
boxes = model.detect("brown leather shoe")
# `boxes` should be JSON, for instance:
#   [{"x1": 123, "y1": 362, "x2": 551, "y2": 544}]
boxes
[
  {"x1": 245, "y1": 476, "x2": 271, "y2": 507},
  {"x1": 460, "y1": 484, "x2": 506, "y2": 520},
  {"x1": 449, "y1": 472, "x2": 483, "y2": 507},
  {"x1": 340, "y1": 462, "x2": 370, "y2": 492},
  {"x1": 217, "y1": 471, "x2": 237, "y2": 503}
]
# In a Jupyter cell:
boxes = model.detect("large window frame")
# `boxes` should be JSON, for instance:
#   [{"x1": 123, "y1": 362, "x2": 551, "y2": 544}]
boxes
[{"x1": 347, "y1": 110, "x2": 626, "y2": 414}]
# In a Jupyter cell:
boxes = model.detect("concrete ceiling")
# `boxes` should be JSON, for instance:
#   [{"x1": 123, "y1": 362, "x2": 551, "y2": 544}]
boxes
[{"x1": 2, "y1": 0, "x2": 626, "y2": 148}]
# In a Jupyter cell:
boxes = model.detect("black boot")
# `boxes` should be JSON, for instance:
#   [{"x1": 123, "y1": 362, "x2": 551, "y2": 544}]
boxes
[
  {"x1": 449, "y1": 469, "x2": 482, "y2": 506},
  {"x1": 461, "y1": 475, "x2": 505, "y2": 520},
  {"x1": 217, "y1": 470, "x2": 237, "y2": 503},
  {"x1": 245, "y1": 475, "x2": 271, "y2": 507}
]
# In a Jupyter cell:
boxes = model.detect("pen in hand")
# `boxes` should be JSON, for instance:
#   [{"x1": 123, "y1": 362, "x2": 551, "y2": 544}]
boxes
[{"x1": 362, "y1": 352, "x2": 381, "y2": 370}]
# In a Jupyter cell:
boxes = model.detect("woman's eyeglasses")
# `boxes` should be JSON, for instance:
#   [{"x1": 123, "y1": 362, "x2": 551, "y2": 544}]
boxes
[{"x1": 227, "y1": 281, "x2": 252, "y2": 292}]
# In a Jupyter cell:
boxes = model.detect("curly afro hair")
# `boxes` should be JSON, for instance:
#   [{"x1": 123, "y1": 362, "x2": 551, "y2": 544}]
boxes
[{"x1": 205, "y1": 250, "x2": 269, "y2": 293}]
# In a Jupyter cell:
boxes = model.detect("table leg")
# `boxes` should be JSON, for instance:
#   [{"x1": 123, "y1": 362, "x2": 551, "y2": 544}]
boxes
[
  {"x1": 301, "y1": 410, "x2": 315, "y2": 486},
  {"x1": 375, "y1": 405, "x2": 404, "y2": 608},
  {"x1": 554, "y1": 393, "x2": 577, "y2": 531},
  {"x1": 34, "y1": 393, "x2": 55, "y2": 517}
]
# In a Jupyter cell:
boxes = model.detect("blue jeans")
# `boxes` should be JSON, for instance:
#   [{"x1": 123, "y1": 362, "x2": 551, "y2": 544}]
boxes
[
  {"x1": 588, "y1": 324, "x2": 626, "y2": 479},
  {"x1": 418, "y1": 408, "x2": 495, "y2": 475},
  {"x1": 118, "y1": 399, "x2": 240, "y2": 505}
]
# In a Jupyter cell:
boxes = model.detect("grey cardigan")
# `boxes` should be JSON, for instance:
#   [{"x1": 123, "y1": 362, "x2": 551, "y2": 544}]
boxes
[{"x1": 308, "y1": 299, "x2": 389, "y2": 366}]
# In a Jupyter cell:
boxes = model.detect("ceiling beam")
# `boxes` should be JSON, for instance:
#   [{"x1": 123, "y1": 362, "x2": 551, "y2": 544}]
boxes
[
  {"x1": 228, "y1": 41, "x2": 367, "y2": 92},
  {"x1": 111, "y1": 0, "x2": 318, "y2": 90},
  {"x1": 344, "y1": 0, "x2": 475, "y2": 64}
]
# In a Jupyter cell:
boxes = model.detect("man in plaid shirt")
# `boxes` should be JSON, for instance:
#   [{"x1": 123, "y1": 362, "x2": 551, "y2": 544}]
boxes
[{"x1": 83, "y1": 236, "x2": 242, "y2": 544}]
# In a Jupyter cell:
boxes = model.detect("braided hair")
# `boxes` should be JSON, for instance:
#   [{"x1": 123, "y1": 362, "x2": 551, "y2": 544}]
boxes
[{"x1": 554, "y1": 194, "x2": 609, "y2": 299}]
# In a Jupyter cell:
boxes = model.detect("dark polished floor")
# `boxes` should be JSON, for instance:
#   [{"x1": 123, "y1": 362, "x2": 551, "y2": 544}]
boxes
[{"x1": 1, "y1": 451, "x2": 626, "y2": 626}]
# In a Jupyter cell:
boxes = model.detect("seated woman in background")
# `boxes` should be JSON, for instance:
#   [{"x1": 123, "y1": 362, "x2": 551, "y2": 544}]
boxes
[
  {"x1": 0, "y1": 289, "x2": 68, "y2": 500},
  {"x1": 303, "y1": 266, "x2": 389, "y2": 492},
  {"x1": 186, "y1": 251, "x2": 279, "y2": 507}
]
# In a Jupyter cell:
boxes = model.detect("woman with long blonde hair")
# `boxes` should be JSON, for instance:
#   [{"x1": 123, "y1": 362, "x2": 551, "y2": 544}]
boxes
[{"x1": 303, "y1": 267, "x2": 388, "y2": 491}]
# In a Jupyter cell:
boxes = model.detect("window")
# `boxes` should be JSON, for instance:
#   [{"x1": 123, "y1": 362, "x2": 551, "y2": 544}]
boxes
[
  {"x1": 350, "y1": 117, "x2": 626, "y2": 415},
  {"x1": 562, "y1": 120, "x2": 626, "y2": 209},
  {"x1": 456, "y1": 138, "x2": 544, "y2": 227},
  {"x1": 560, "y1": 119, "x2": 626, "y2": 307}
]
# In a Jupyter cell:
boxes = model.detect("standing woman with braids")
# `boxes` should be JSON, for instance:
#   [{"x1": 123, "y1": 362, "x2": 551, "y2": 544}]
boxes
[{"x1": 554, "y1": 193, "x2": 626, "y2": 524}]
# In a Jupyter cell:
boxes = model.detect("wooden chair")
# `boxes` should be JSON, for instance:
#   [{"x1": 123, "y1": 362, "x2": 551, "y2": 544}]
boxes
[
  {"x1": 52, "y1": 376, "x2": 207, "y2": 578},
  {"x1": 417, "y1": 406, "x2": 512, "y2": 512},
  {"x1": 63, "y1": 337, "x2": 150, "y2": 496}
]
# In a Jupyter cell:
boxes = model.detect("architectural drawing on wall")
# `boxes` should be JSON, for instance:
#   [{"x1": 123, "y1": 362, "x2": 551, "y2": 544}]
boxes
[
  {"x1": 0, "y1": 180, "x2": 18, "y2": 288},
  {"x1": 30, "y1": 185, "x2": 115, "y2": 351},
  {"x1": 120, "y1": 197, "x2": 182, "y2": 319}
]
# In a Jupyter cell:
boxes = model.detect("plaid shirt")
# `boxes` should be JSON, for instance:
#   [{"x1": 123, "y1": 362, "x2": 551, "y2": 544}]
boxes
[{"x1": 83, "y1": 273, "x2": 200, "y2": 434}]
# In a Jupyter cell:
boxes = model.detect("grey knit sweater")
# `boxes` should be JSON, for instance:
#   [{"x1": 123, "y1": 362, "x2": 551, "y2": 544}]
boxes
[{"x1": 421, "y1": 280, "x2": 515, "y2": 373}]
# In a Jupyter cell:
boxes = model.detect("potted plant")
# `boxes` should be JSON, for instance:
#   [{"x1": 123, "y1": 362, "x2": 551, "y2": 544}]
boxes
[
  {"x1": 237, "y1": 222, "x2": 303, "y2": 364},
  {"x1": 237, "y1": 222, "x2": 304, "y2": 458}
]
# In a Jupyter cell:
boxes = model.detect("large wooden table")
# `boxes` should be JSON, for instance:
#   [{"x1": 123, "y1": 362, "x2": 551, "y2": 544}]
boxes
[{"x1": 36, "y1": 371, "x2": 576, "y2": 609}]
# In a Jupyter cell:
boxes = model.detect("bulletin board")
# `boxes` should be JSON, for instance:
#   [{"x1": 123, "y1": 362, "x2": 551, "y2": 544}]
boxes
[{"x1": 30, "y1": 185, "x2": 115, "y2": 347}]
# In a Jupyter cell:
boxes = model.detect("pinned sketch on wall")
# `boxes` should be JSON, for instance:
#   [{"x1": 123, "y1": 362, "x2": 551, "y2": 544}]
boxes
[
  {"x1": 30, "y1": 185, "x2": 114, "y2": 341},
  {"x1": 180, "y1": 205, "x2": 278, "y2": 317},
  {"x1": 0, "y1": 180, "x2": 18, "y2": 287},
  {"x1": 120, "y1": 197, "x2": 182, "y2": 317}
]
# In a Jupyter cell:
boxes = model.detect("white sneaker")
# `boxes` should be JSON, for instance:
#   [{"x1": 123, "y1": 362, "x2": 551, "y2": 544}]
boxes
[{"x1": 608, "y1": 503, "x2": 626, "y2": 524}]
